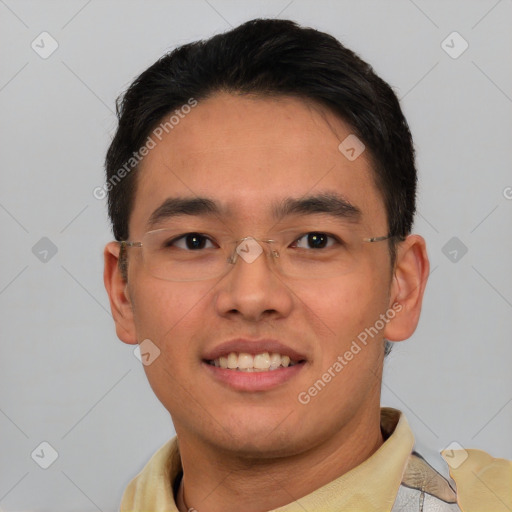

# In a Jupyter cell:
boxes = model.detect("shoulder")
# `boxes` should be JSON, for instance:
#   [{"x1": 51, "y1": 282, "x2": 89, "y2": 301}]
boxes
[
  {"x1": 393, "y1": 446, "x2": 512, "y2": 512},
  {"x1": 120, "y1": 437, "x2": 180, "y2": 511},
  {"x1": 441, "y1": 447, "x2": 512, "y2": 512},
  {"x1": 393, "y1": 450, "x2": 461, "y2": 511}
]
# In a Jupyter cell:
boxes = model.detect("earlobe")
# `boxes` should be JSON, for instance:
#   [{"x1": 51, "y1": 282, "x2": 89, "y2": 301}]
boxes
[
  {"x1": 103, "y1": 242, "x2": 138, "y2": 345},
  {"x1": 383, "y1": 235, "x2": 430, "y2": 342}
]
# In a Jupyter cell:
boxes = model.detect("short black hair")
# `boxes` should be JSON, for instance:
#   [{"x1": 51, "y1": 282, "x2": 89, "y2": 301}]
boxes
[{"x1": 105, "y1": 18, "x2": 418, "y2": 356}]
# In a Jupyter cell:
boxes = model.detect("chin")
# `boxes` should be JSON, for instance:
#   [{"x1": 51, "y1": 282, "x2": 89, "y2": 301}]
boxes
[
  {"x1": 221, "y1": 434, "x2": 305, "y2": 460},
  {"x1": 211, "y1": 416, "x2": 306, "y2": 458}
]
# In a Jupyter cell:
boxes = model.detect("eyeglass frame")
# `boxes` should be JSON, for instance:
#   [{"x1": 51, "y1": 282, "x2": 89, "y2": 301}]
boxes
[{"x1": 117, "y1": 229, "x2": 399, "y2": 281}]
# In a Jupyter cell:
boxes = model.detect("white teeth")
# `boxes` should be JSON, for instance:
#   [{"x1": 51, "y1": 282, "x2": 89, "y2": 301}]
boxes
[
  {"x1": 254, "y1": 352, "x2": 270, "y2": 369},
  {"x1": 210, "y1": 351, "x2": 299, "y2": 371},
  {"x1": 269, "y1": 352, "x2": 282, "y2": 370},
  {"x1": 227, "y1": 353, "x2": 238, "y2": 369},
  {"x1": 238, "y1": 353, "x2": 254, "y2": 369}
]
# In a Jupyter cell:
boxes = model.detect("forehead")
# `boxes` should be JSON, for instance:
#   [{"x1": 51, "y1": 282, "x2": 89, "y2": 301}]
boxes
[{"x1": 130, "y1": 93, "x2": 386, "y2": 235}]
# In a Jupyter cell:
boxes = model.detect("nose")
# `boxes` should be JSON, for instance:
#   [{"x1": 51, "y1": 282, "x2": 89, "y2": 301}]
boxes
[{"x1": 213, "y1": 238, "x2": 293, "y2": 323}]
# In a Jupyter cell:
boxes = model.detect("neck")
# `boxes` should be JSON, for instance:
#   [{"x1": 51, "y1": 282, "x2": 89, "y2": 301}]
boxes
[{"x1": 175, "y1": 405, "x2": 384, "y2": 512}]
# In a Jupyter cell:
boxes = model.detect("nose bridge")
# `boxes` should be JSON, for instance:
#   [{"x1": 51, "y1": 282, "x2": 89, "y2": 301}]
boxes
[
  {"x1": 231, "y1": 237, "x2": 274, "y2": 267},
  {"x1": 215, "y1": 236, "x2": 292, "y2": 321}
]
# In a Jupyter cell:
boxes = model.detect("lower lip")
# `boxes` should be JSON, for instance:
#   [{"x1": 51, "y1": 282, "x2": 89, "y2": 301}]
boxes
[{"x1": 202, "y1": 361, "x2": 305, "y2": 392}]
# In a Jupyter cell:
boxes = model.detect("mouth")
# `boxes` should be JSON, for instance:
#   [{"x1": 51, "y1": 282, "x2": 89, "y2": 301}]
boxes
[
  {"x1": 205, "y1": 351, "x2": 303, "y2": 372},
  {"x1": 202, "y1": 339, "x2": 307, "y2": 391}
]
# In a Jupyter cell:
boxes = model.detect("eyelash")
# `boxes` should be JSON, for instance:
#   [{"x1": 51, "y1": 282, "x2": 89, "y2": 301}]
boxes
[
  {"x1": 167, "y1": 232, "x2": 341, "y2": 250},
  {"x1": 291, "y1": 232, "x2": 340, "y2": 250}
]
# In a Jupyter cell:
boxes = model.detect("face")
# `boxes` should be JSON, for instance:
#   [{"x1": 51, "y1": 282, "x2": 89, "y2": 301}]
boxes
[{"x1": 105, "y1": 93, "x2": 423, "y2": 458}]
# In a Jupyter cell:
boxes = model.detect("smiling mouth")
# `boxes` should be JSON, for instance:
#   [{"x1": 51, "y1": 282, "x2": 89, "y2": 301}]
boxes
[{"x1": 205, "y1": 352, "x2": 304, "y2": 372}]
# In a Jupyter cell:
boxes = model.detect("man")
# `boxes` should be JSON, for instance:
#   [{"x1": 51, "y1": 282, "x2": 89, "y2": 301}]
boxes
[{"x1": 103, "y1": 18, "x2": 511, "y2": 512}]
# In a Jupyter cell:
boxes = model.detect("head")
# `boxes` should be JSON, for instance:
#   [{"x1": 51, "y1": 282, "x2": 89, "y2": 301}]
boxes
[{"x1": 104, "y1": 19, "x2": 429, "y2": 457}]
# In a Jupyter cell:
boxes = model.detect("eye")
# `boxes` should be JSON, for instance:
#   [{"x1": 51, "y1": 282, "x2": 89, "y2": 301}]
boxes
[
  {"x1": 167, "y1": 233, "x2": 216, "y2": 250},
  {"x1": 292, "y1": 232, "x2": 338, "y2": 250}
]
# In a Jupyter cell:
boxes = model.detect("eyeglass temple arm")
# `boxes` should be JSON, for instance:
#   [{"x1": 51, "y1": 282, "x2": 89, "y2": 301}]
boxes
[
  {"x1": 363, "y1": 235, "x2": 393, "y2": 243},
  {"x1": 120, "y1": 241, "x2": 143, "y2": 248}
]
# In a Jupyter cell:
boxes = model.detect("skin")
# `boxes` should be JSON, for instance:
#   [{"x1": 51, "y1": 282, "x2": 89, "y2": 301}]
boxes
[{"x1": 104, "y1": 92, "x2": 429, "y2": 512}]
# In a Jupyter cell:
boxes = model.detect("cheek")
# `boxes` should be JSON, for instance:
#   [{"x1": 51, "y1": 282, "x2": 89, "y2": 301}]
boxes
[
  {"x1": 296, "y1": 276, "x2": 388, "y2": 408},
  {"x1": 291, "y1": 272, "x2": 387, "y2": 345},
  {"x1": 129, "y1": 278, "x2": 213, "y2": 358},
  {"x1": 129, "y1": 279, "x2": 215, "y2": 410}
]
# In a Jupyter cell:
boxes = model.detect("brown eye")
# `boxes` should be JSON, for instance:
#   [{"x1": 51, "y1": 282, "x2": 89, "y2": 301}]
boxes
[
  {"x1": 293, "y1": 232, "x2": 336, "y2": 249},
  {"x1": 169, "y1": 233, "x2": 215, "y2": 250}
]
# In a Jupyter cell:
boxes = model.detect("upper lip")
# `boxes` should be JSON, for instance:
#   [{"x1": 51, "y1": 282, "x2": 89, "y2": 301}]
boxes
[{"x1": 203, "y1": 338, "x2": 307, "y2": 362}]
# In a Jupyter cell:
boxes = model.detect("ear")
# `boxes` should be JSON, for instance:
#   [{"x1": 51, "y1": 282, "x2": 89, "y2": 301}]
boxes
[
  {"x1": 103, "y1": 242, "x2": 138, "y2": 345},
  {"x1": 383, "y1": 234, "x2": 430, "y2": 342}
]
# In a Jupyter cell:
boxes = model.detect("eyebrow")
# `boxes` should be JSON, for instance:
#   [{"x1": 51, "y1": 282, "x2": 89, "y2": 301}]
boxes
[
  {"x1": 147, "y1": 197, "x2": 221, "y2": 228},
  {"x1": 147, "y1": 192, "x2": 361, "y2": 229},
  {"x1": 272, "y1": 193, "x2": 361, "y2": 222}
]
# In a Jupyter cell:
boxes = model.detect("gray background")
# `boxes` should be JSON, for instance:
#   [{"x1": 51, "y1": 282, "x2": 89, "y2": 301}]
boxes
[{"x1": 1, "y1": 0, "x2": 511, "y2": 510}]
